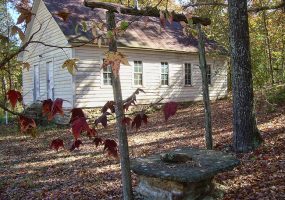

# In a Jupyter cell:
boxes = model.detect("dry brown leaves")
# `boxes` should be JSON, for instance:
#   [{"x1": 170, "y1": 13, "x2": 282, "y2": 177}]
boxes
[{"x1": 0, "y1": 99, "x2": 284, "y2": 199}]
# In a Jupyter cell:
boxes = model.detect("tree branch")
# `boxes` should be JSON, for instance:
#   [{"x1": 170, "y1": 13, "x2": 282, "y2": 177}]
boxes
[
  {"x1": 0, "y1": 23, "x2": 42, "y2": 69},
  {"x1": 182, "y1": 1, "x2": 285, "y2": 13},
  {"x1": 0, "y1": 103, "x2": 22, "y2": 116},
  {"x1": 84, "y1": 0, "x2": 211, "y2": 25},
  {"x1": 182, "y1": 2, "x2": 227, "y2": 9},
  {"x1": 248, "y1": 2, "x2": 285, "y2": 12}
]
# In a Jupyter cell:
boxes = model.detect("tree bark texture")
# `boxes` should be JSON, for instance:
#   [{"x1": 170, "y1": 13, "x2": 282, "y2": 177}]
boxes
[
  {"x1": 106, "y1": 11, "x2": 133, "y2": 200},
  {"x1": 196, "y1": 23, "x2": 213, "y2": 150},
  {"x1": 228, "y1": 0, "x2": 263, "y2": 153}
]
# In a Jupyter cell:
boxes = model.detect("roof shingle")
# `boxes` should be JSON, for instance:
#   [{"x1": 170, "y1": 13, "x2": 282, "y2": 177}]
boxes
[{"x1": 43, "y1": 0, "x2": 224, "y2": 53}]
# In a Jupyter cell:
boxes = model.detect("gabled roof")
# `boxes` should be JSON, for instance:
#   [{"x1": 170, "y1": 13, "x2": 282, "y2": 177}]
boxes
[{"x1": 43, "y1": 0, "x2": 224, "y2": 53}]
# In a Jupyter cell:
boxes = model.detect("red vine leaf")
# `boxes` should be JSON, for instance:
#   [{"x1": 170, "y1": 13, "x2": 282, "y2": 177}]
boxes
[
  {"x1": 123, "y1": 99, "x2": 136, "y2": 111},
  {"x1": 42, "y1": 99, "x2": 53, "y2": 116},
  {"x1": 71, "y1": 117, "x2": 90, "y2": 140},
  {"x1": 132, "y1": 112, "x2": 148, "y2": 130},
  {"x1": 70, "y1": 140, "x2": 83, "y2": 151},
  {"x1": 95, "y1": 112, "x2": 111, "y2": 128},
  {"x1": 70, "y1": 108, "x2": 85, "y2": 123},
  {"x1": 7, "y1": 90, "x2": 22, "y2": 108},
  {"x1": 87, "y1": 128, "x2": 97, "y2": 138},
  {"x1": 122, "y1": 117, "x2": 132, "y2": 126},
  {"x1": 101, "y1": 101, "x2": 115, "y2": 113},
  {"x1": 50, "y1": 138, "x2": 64, "y2": 151},
  {"x1": 48, "y1": 98, "x2": 64, "y2": 121},
  {"x1": 93, "y1": 137, "x2": 103, "y2": 147},
  {"x1": 19, "y1": 115, "x2": 36, "y2": 133},
  {"x1": 56, "y1": 10, "x2": 70, "y2": 22},
  {"x1": 164, "y1": 101, "x2": 178, "y2": 121},
  {"x1": 103, "y1": 139, "x2": 118, "y2": 158}
]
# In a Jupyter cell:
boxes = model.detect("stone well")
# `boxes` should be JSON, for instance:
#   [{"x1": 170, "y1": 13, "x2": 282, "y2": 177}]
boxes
[{"x1": 131, "y1": 148, "x2": 240, "y2": 200}]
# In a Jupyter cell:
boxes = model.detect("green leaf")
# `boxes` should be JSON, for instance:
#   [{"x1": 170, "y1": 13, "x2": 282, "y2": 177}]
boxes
[
  {"x1": 107, "y1": 30, "x2": 114, "y2": 39},
  {"x1": 120, "y1": 21, "x2": 129, "y2": 31},
  {"x1": 82, "y1": 21, "x2": 87, "y2": 32}
]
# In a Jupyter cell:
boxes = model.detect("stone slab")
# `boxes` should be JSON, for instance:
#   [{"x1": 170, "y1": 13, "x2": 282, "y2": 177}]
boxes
[{"x1": 131, "y1": 148, "x2": 240, "y2": 183}]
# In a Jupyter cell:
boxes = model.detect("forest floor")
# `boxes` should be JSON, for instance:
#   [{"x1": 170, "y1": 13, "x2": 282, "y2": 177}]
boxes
[{"x1": 0, "y1": 99, "x2": 284, "y2": 200}]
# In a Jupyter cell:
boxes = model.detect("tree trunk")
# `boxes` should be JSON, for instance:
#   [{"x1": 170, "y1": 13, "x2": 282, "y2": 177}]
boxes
[
  {"x1": 228, "y1": 0, "x2": 263, "y2": 153},
  {"x1": 281, "y1": 36, "x2": 285, "y2": 82},
  {"x1": 106, "y1": 11, "x2": 133, "y2": 200},
  {"x1": 259, "y1": 0, "x2": 274, "y2": 85},
  {"x1": 196, "y1": 23, "x2": 213, "y2": 150}
]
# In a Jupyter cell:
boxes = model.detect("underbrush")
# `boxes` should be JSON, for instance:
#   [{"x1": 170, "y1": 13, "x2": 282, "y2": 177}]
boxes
[
  {"x1": 266, "y1": 84, "x2": 285, "y2": 105},
  {"x1": 255, "y1": 84, "x2": 285, "y2": 112}
]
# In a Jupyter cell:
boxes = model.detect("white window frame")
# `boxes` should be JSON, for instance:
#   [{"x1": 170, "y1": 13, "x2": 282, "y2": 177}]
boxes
[
  {"x1": 100, "y1": 57, "x2": 113, "y2": 88},
  {"x1": 160, "y1": 62, "x2": 169, "y2": 86},
  {"x1": 184, "y1": 63, "x2": 192, "y2": 86},
  {"x1": 133, "y1": 61, "x2": 143, "y2": 86}
]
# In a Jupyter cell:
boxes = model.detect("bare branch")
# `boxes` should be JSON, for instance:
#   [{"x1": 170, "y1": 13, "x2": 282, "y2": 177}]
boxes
[
  {"x1": 0, "y1": 103, "x2": 22, "y2": 116},
  {"x1": 0, "y1": 23, "x2": 42, "y2": 69},
  {"x1": 248, "y1": 2, "x2": 285, "y2": 12},
  {"x1": 182, "y1": 1, "x2": 285, "y2": 13},
  {"x1": 182, "y1": 2, "x2": 227, "y2": 9},
  {"x1": 84, "y1": 0, "x2": 211, "y2": 25}
]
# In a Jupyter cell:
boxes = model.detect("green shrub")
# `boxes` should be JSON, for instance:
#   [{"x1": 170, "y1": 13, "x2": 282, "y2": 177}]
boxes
[{"x1": 267, "y1": 85, "x2": 285, "y2": 105}]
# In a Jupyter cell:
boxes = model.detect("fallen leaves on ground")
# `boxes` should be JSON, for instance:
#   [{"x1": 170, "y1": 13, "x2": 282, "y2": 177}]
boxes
[{"x1": 0, "y1": 99, "x2": 284, "y2": 199}]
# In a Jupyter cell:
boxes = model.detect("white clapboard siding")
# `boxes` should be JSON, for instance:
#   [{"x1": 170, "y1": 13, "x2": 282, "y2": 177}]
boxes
[
  {"x1": 22, "y1": 0, "x2": 73, "y2": 108},
  {"x1": 74, "y1": 46, "x2": 228, "y2": 108}
]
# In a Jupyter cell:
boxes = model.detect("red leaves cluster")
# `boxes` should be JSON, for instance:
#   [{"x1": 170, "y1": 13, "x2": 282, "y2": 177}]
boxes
[
  {"x1": 123, "y1": 100, "x2": 136, "y2": 111},
  {"x1": 132, "y1": 112, "x2": 148, "y2": 130},
  {"x1": 70, "y1": 140, "x2": 83, "y2": 151},
  {"x1": 95, "y1": 112, "x2": 111, "y2": 128},
  {"x1": 48, "y1": 98, "x2": 64, "y2": 120},
  {"x1": 71, "y1": 117, "x2": 91, "y2": 140},
  {"x1": 103, "y1": 139, "x2": 118, "y2": 158},
  {"x1": 42, "y1": 99, "x2": 53, "y2": 116},
  {"x1": 93, "y1": 137, "x2": 103, "y2": 147},
  {"x1": 41, "y1": 98, "x2": 64, "y2": 121},
  {"x1": 7, "y1": 90, "x2": 22, "y2": 108},
  {"x1": 50, "y1": 139, "x2": 64, "y2": 151},
  {"x1": 164, "y1": 101, "x2": 178, "y2": 121},
  {"x1": 69, "y1": 108, "x2": 96, "y2": 140},
  {"x1": 122, "y1": 117, "x2": 132, "y2": 126},
  {"x1": 19, "y1": 115, "x2": 36, "y2": 133},
  {"x1": 70, "y1": 108, "x2": 85, "y2": 123},
  {"x1": 101, "y1": 101, "x2": 115, "y2": 113}
]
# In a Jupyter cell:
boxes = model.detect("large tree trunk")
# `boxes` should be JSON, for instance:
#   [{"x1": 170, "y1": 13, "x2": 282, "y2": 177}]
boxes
[
  {"x1": 106, "y1": 11, "x2": 133, "y2": 200},
  {"x1": 228, "y1": 0, "x2": 263, "y2": 153},
  {"x1": 196, "y1": 23, "x2": 213, "y2": 150}
]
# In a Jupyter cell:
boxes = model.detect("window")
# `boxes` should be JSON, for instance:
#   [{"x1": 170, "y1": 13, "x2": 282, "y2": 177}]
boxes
[
  {"x1": 206, "y1": 64, "x2": 211, "y2": 85},
  {"x1": 103, "y1": 65, "x2": 112, "y2": 85},
  {"x1": 161, "y1": 62, "x2": 169, "y2": 85},
  {"x1": 184, "y1": 63, "x2": 192, "y2": 85},
  {"x1": 134, "y1": 61, "x2": 143, "y2": 85}
]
